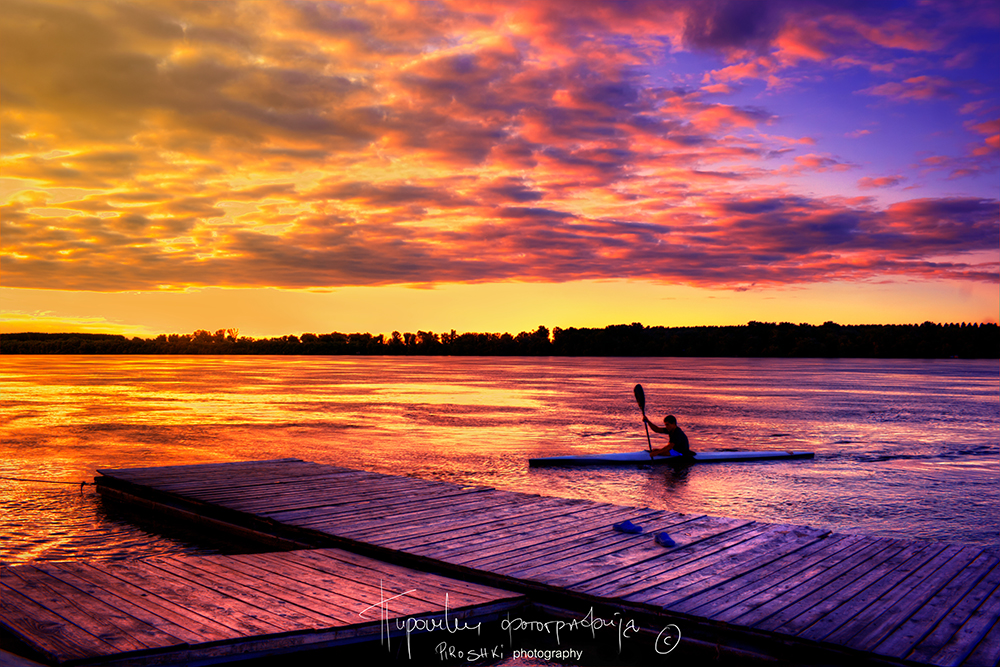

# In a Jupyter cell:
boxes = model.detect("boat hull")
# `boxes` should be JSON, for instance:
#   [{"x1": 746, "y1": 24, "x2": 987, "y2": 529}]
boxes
[{"x1": 528, "y1": 450, "x2": 815, "y2": 467}]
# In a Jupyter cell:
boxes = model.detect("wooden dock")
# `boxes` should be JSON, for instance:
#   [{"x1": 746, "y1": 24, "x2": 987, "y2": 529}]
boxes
[
  {"x1": 0, "y1": 546, "x2": 524, "y2": 666},
  {"x1": 4, "y1": 459, "x2": 997, "y2": 666}
]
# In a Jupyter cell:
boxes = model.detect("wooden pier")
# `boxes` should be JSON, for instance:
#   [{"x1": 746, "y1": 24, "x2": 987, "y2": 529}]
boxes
[
  {"x1": 3, "y1": 459, "x2": 998, "y2": 666},
  {"x1": 0, "y1": 545, "x2": 524, "y2": 666}
]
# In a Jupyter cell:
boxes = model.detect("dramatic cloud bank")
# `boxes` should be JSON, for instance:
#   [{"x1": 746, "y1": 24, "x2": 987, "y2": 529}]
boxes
[{"x1": 2, "y1": 0, "x2": 997, "y2": 291}]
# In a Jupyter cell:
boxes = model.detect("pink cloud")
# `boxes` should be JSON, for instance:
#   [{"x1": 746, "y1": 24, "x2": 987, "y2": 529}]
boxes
[
  {"x1": 916, "y1": 115, "x2": 1000, "y2": 177},
  {"x1": 858, "y1": 175, "x2": 906, "y2": 189},
  {"x1": 700, "y1": 83, "x2": 735, "y2": 94},
  {"x1": 707, "y1": 58, "x2": 774, "y2": 83},
  {"x1": 770, "y1": 154, "x2": 858, "y2": 176},
  {"x1": 773, "y1": 23, "x2": 830, "y2": 64},
  {"x1": 861, "y1": 76, "x2": 960, "y2": 102},
  {"x1": 794, "y1": 154, "x2": 854, "y2": 171}
]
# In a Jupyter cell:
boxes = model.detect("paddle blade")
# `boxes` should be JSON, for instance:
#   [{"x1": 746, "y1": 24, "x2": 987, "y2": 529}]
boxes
[{"x1": 633, "y1": 384, "x2": 646, "y2": 411}]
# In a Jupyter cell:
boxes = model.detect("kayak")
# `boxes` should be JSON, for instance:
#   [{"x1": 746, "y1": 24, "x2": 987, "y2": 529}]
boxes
[{"x1": 528, "y1": 450, "x2": 815, "y2": 467}]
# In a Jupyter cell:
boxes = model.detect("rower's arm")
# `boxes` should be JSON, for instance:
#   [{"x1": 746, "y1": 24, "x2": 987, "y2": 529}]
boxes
[{"x1": 644, "y1": 417, "x2": 668, "y2": 434}]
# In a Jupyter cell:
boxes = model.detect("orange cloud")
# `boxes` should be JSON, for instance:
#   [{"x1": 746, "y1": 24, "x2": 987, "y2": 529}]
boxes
[{"x1": 1, "y1": 0, "x2": 996, "y2": 297}]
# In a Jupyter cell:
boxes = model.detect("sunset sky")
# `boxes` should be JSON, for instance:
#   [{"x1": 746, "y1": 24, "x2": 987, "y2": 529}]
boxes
[{"x1": 2, "y1": 0, "x2": 997, "y2": 338}]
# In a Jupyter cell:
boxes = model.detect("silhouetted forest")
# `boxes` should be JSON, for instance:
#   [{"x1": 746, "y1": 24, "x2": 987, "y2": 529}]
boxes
[{"x1": 1, "y1": 322, "x2": 997, "y2": 358}]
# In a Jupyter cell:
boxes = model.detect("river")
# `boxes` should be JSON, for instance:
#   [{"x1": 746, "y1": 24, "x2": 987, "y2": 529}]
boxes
[{"x1": 2, "y1": 355, "x2": 998, "y2": 564}]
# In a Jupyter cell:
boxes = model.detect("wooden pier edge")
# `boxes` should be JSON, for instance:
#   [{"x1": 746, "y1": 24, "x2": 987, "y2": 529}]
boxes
[
  {"x1": 530, "y1": 602, "x2": 921, "y2": 667},
  {"x1": 95, "y1": 600, "x2": 524, "y2": 667},
  {"x1": 0, "y1": 648, "x2": 49, "y2": 667},
  {"x1": 96, "y1": 483, "x2": 316, "y2": 553},
  {"x1": 1, "y1": 600, "x2": 524, "y2": 667}
]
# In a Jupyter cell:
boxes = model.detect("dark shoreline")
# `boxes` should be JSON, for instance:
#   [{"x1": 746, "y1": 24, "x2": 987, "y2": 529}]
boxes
[{"x1": 2, "y1": 321, "x2": 997, "y2": 358}]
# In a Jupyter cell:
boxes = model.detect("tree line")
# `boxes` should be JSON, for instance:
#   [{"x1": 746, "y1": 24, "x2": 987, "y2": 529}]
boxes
[{"x1": 1, "y1": 321, "x2": 996, "y2": 358}]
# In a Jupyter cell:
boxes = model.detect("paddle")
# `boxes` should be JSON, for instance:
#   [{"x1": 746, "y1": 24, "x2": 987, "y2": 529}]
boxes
[{"x1": 634, "y1": 384, "x2": 653, "y2": 457}]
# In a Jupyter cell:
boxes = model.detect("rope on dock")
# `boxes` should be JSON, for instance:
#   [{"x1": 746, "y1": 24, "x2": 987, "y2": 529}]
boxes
[{"x1": 0, "y1": 476, "x2": 91, "y2": 493}]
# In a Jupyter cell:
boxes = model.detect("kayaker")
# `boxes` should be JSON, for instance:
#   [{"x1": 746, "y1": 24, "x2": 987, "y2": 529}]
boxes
[{"x1": 643, "y1": 415, "x2": 695, "y2": 458}]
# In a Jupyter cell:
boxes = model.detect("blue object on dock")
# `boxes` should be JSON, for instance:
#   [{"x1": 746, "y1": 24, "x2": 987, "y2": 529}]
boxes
[
  {"x1": 655, "y1": 531, "x2": 676, "y2": 547},
  {"x1": 613, "y1": 520, "x2": 643, "y2": 534}
]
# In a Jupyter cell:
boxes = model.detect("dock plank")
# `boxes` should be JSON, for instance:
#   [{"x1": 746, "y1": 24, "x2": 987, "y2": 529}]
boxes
[
  {"x1": 40, "y1": 561, "x2": 225, "y2": 646},
  {"x1": 166, "y1": 554, "x2": 358, "y2": 623},
  {"x1": 2, "y1": 566, "x2": 151, "y2": 654},
  {"x1": 250, "y1": 550, "x2": 500, "y2": 613},
  {"x1": 960, "y1": 612, "x2": 1000, "y2": 667},
  {"x1": 411, "y1": 506, "x2": 670, "y2": 566},
  {"x1": 452, "y1": 512, "x2": 684, "y2": 572},
  {"x1": 639, "y1": 524, "x2": 830, "y2": 608},
  {"x1": 876, "y1": 552, "x2": 999, "y2": 661},
  {"x1": 752, "y1": 539, "x2": 928, "y2": 634},
  {"x1": 315, "y1": 490, "x2": 538, "y2": 534},
  {"x1": 781, "y1": 539, "x2": 949, "y2": 641},
  {"x1": 168, "y1": 476, "x2": 419, "y2": 508},
  {"x1": 525, "y1": 520, "x2": 765, "y2": 587},
  {"x1": 907, "y1": 560, "x2": 1000, "y2": 665},
  {"x1": 80, "y1": 560, "x2": 292, "y2": 637},
  {"x1": 252, "y1": 486, "x2": 495, "y2": 525},
  {"x1": 666, "y1": 533, "x2": 867, "y2": 615},
  {"x1": 241, "y1": 551, "x2": 455, "y2": 615},
  {"x1": 574, "y1": 517, "x2": 760, "y2": 599},
  {"x1": 289, "y1": 490, "x2": 531, "y2": 531},
  {"x1": 204, "y1": 473, "x2": 460, "y2": 505},
  {"x1": 0, "y1": 582, "x2": 116, "y2": 663},
  {"x1": 56, "y1": 562, "x2": 242, "y2": 642},
  {"x1": 294, "y1": 548, "x2": 522, "y2": 604},
  {"x1": 184, "y1": 476, "x2": 415, "y2": 508},
  {"x1": 13, "y1": 564, "x2": 187, "y2": 651},
  {"x1": 142, "y1": 558, "x2": 336, "y2": 632},
  {"x1": 602, "y1": 524, "x2": 823, "y2": 607},
  {"x1": 829, "y1": 545, "x2": 980, "y2": 651},
  {"x1": 715, "y1": 536, "x2": 902, "y2": 626},
  {"x1": 1, "y1": 545, "x2": 525, "y2": 667},
  {"x1": 442, "y1": 519, "x2": 667, "y2": 578},
  {"x1": 383, "y1": 498, "x2": 621, "y2": 552},
  {"x1": 96, "y1": 459, "x2": 320, "y2": 486}
]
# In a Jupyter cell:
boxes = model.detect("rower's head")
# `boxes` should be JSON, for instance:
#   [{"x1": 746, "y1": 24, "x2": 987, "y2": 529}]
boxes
[{"x1": 664, "y1": 415, "x2": 677, "y2": 431}]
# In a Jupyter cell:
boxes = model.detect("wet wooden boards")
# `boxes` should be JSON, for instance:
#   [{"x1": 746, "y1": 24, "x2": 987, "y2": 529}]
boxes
[
  {"x1": 5, "y1": 459, "x2": 994, "y2": 667},
  {"x1": 0, "y1": 546, "x2": 524, "y2": 666}
]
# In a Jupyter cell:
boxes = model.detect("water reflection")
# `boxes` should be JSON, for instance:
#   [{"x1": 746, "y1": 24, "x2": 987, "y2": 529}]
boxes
[{"x1": 1, "y1": 355, "x2": 997, "y2": 563}]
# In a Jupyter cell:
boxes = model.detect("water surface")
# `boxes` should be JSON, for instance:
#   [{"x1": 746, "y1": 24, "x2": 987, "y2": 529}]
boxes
[{"x1": 2, "y1": 355, "x2": 997, "y2": 563}]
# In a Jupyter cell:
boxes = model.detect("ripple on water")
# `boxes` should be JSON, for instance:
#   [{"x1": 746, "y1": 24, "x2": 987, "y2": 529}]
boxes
[{"x1": 0, "y1": 482, "x2": 267, "y2": 564}]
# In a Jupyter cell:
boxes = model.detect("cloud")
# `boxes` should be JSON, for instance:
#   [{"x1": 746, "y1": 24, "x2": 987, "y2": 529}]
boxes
[
  {"x1": 966, "y1": 118, "x2": 1000, "y2": 158},
  {"x1": 682, "y1": 0, "x2": 780, "y2": 55},
  {"x1": 5, "y1": 188, "x2": 996, "y2": 290},
  {"x1": 858, "y1": 175, "x2": 906, "y2": 189},
  {"x1": 917, "y1": 114, "x2": 1000, "y2": 178},
  {"x1": 0, "y1": 310, "x2": 160, "y2": 336},
  {"x1": 861, "y1": 75, "x2": 961, "y2": 102},
  {"x1": 769, "y1": 153, "x2": 857, "y2": 176},
  {"x1": 844, "y1": 17, "x2": 945, "y2": 52},
  {"x1": 1, "y1": 0, "x2": 996, "y2": 295}
]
